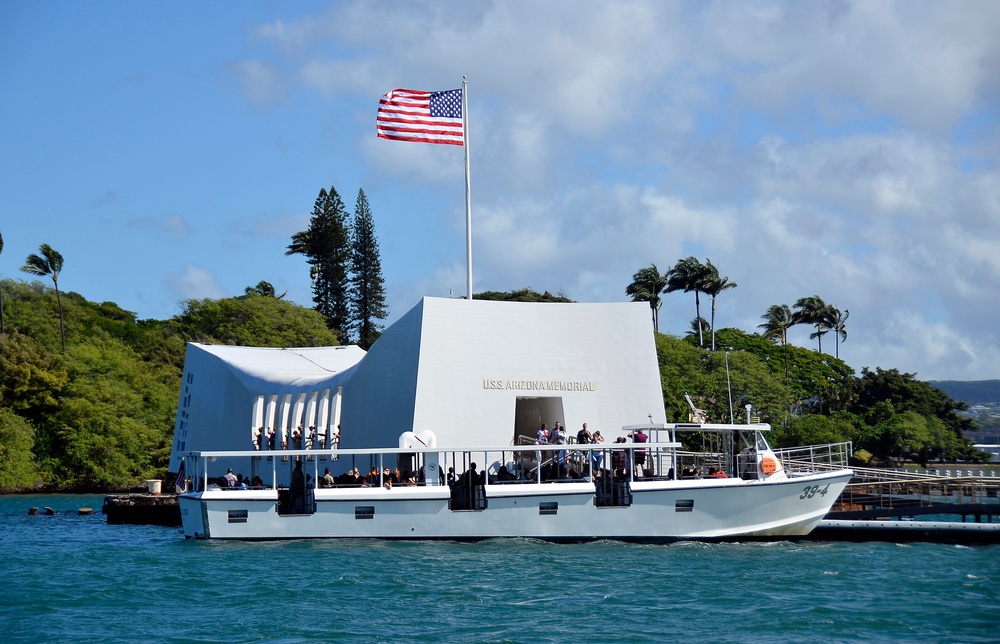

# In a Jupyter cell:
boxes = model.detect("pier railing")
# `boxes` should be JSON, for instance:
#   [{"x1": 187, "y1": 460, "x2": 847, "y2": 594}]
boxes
[{"x1": 823, "y1": 464, "x2": 1000, "y2": 520}]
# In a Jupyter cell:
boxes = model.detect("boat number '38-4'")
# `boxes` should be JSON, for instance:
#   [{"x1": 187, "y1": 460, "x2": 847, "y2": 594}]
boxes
[{"x1": 800, "y1": 484, "x2": 831, "y2": 500}]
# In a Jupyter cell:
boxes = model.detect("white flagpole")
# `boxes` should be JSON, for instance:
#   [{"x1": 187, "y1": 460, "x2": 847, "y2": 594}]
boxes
[{"x1": 463, "y1": 76, "x2": 473, "y2": 300}]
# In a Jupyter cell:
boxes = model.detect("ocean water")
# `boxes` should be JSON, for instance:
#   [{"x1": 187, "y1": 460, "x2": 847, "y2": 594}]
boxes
[{"x1": 3, "y1": 495, "x2": 998, "y2": 643}]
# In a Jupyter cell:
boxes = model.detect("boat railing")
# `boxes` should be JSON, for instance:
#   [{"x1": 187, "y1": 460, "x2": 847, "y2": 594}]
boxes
[
  {"x1": 773, "y1": 441, "x2": 853, "y2": 474},
  {"x1": 180, "y1": 442, "x2": 688, "y2": 493}
]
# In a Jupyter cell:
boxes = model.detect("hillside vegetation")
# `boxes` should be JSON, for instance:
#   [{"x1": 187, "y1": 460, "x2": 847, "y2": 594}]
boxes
[
  {"x1": 0, "y1": 278, "x2": 337, "y2": 490},
  {"x1": 0, "y1": 279, "x2": 987, "y2": 491}
]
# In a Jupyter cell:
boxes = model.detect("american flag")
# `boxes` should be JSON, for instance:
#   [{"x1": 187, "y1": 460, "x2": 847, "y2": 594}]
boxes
[{"x1": 376, "y1": 88, "x2": 464, "y2": 146}]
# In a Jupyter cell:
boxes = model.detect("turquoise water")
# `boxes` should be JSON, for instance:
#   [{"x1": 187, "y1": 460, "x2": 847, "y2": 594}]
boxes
[{"x1": 3, "y1": 495, "x2": 999, "y2": 643}]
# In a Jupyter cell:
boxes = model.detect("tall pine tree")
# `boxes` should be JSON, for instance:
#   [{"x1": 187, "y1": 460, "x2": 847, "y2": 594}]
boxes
[
  {"x1": 349, "y1": 189, "x2": 387, "y2": 349},
  {"x1": 286, "y1": 187, "x2": 351, "y2": 343}
]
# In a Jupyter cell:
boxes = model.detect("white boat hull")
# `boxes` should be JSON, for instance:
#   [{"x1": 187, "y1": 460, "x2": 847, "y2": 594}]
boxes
[{"x1": 179, "y1": 469, "x2": 851, "y2": 541}]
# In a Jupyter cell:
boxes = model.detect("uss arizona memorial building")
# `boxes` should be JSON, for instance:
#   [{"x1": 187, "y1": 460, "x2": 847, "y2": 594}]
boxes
[{"x1": 168, "y1": 297, "x2": 666, "y2": 473}]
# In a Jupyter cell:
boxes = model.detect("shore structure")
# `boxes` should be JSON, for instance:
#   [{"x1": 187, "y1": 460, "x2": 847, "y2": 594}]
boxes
[{"x1": 170, "y1": 297, "x2": 854, "y2": 541}]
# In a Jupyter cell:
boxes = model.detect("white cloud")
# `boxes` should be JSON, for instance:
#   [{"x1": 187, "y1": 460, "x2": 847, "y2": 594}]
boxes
[{"x1": 164, "y1": 265, "x2": 227, "y2": 302}]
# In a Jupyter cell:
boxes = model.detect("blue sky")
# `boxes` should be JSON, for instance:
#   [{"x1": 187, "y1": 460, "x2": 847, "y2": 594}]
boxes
[{"x1": 2, "y1": 0, "x2": 998, "y2": 381}]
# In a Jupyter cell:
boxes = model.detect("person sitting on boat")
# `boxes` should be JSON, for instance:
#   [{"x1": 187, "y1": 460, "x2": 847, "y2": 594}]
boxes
[
  {"x1": 321, "y1": 467, "x2": 336, "y2": 488},
  {"x1": 223, "y1": 468, "x2": 238, "y2": 488},
  {"x1": 709, "y1": 467, "x2": 728, "y2": 479},
  {"x1": 236, "y1": 474, "x2": 249, "y2": 490},
  {"x1": 364, "y1": 467, "x2": 379, "y2": 487},
  {"x1": 250, "y1": 475, "x2": 264, "y2": 487}
]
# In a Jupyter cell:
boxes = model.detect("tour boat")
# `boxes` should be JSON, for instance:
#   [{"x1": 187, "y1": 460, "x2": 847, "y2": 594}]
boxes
[{"x1": 176, "y1": 422, "x2": 853, "y2": 541}]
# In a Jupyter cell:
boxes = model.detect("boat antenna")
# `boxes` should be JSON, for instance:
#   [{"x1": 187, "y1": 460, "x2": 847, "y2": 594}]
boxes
[{"x1": 725, "y1": 351, "x2": 734, "y2": 424}]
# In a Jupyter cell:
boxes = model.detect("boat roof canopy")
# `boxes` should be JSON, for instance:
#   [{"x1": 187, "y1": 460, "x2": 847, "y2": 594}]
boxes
[{"x1": 665, "y1": 423, "x2": 772, "y2": 433}]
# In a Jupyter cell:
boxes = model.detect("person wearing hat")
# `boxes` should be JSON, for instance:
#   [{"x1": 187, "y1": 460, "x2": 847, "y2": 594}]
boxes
[{"x1": 223, "y1": 468, "x2": 238, "y2": 488}]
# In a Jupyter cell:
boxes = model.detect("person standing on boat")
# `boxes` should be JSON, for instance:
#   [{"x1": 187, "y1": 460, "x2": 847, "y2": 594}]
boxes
[
  {"x1": 536, "y1": 423, "x2": 549, "y2": 444},
  {"x1": 290, "y1": 460, "x2": 306, "y2": 512},
  {"x1": 630, "y1": 428, "x2": 649, "y2": 477}
]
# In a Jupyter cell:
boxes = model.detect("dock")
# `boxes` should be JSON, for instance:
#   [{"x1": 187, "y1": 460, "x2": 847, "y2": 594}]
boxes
[
  {"x1": 803, "y1": 465, "x2": 1000, "y2": 544},
  {"x1": 102, "y1": 493, "x2": 180, "y2": 526}
]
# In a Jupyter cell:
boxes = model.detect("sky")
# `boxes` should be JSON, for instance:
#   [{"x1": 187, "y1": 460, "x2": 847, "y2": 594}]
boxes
[{"x1": 1, "y1": 0, "x2": 998, "y2": 381}]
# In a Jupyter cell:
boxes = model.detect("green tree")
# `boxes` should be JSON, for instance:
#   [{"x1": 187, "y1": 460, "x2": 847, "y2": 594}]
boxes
[
  {"x1": 656, "y1": 331, "x2": 792, "y2": 425},
  {"x1": 667, "y1": 256, "x2": 712, "y2": 348},
  {"x1": 759, "y1": 304, "x2": 794, "y2": 383},
  {"x1": 174, "y1": 295, "x2": 340, "y2": 347},
  {"x1": 851, "y1": 367, "x2": 984, "y2": 463},
  {"x1": 243, "y1": 280, "x2": 286, "y2": 298},
  {"x1": 792, "y1": 295, "x2": 830, "y2": 354},
  {"x1": 702, "y1": 259, "x2": 736, "y2": 351},
  {"x1": 21, "y1": 243, "x2": 66, "y2": 352},
  {"x1": 349, "y1": 189, "x2": 388, "y2": 350},
  {"x1": 286, "y1": 187, "x2": 352, "y2": 343},
  {"x1": 686, "y1": 317, "x2": 711, "y2": 340},
  {"x1": 0, "y1": 229, "x2": 5, "y2": 334},
  {"x1": 0, "y1": 331, "x2": 68, "y2": 424},
  {"x1": 771, "y1": 413, "x2": 853, "y2": 450},
  {"x1": 0, "y1": 407, "x2": 40, "y2": 488},
  {"x1": 474, "y1": 288, "x2": 573, "y2": 302},
  {"x1": 626, "y1": 264, "x2": 669, "y2": 333}
]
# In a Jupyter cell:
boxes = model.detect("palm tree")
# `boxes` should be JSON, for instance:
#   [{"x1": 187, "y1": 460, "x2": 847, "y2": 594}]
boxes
[
  {"x1": 793, "y1": 295, "x2": 830, "y2": 354},
  {"x1": 702, "y1": 259, "x2": 737, "y2": 351},
  {"x1": 830, "y1": 306, "x2": 849, "y2": 359},
  {"x1": 666, "y1": 256, "x2": 712, "y2": 347},
  {"x1": 626, "y1": 264, "x2": 669, "y2": 333},
  {"x1": 759, "y1": 304, "x2": 794, "y2": 383},
  {"x1": 21, "y1": 243, "x2": 65, "y2": 352},
  {"x1": 686, "y1": 316, "x2": 711, "y2": 340}
]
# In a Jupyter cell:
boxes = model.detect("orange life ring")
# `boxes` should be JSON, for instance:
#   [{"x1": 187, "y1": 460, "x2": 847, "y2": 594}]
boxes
[{"x1": 761, "y1": 456, "x2": 778, "y2": 476}]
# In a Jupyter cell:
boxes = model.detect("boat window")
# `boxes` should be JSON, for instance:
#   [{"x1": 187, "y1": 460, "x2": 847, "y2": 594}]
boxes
[
  {"x1": 227, "y1": 510, "x2": 248, "y2": 523},
  {"x1": 675, "y1": 499, "x2": 694, "y2": 512},
  {"x1": 539, "y1": 502, "x2": 558, "y2": 516},
  {"x1": 355, "y1": 506, "x2": 375, "y2": 520}
]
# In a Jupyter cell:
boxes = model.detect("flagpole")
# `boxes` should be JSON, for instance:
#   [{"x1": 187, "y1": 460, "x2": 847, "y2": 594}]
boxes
[{"x1": 463, "y1": 76, "x2": 473, "y2": 300}]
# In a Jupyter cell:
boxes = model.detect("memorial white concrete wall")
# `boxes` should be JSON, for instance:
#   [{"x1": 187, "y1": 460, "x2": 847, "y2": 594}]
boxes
[
  {"x1": 169, "y1": 297, "x2": 666, "y2": 470},
  {"x1": 337, "y1": 297, "x2": 666, "y2": 449},
  {"x1": 168, "y1": 343, "x2": 365, "y2": 470}
]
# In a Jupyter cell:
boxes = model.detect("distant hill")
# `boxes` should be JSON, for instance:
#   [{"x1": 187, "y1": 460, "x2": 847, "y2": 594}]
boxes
[{"x1": 930, "y1": 380, "x2": 1000, "y2": 405}]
